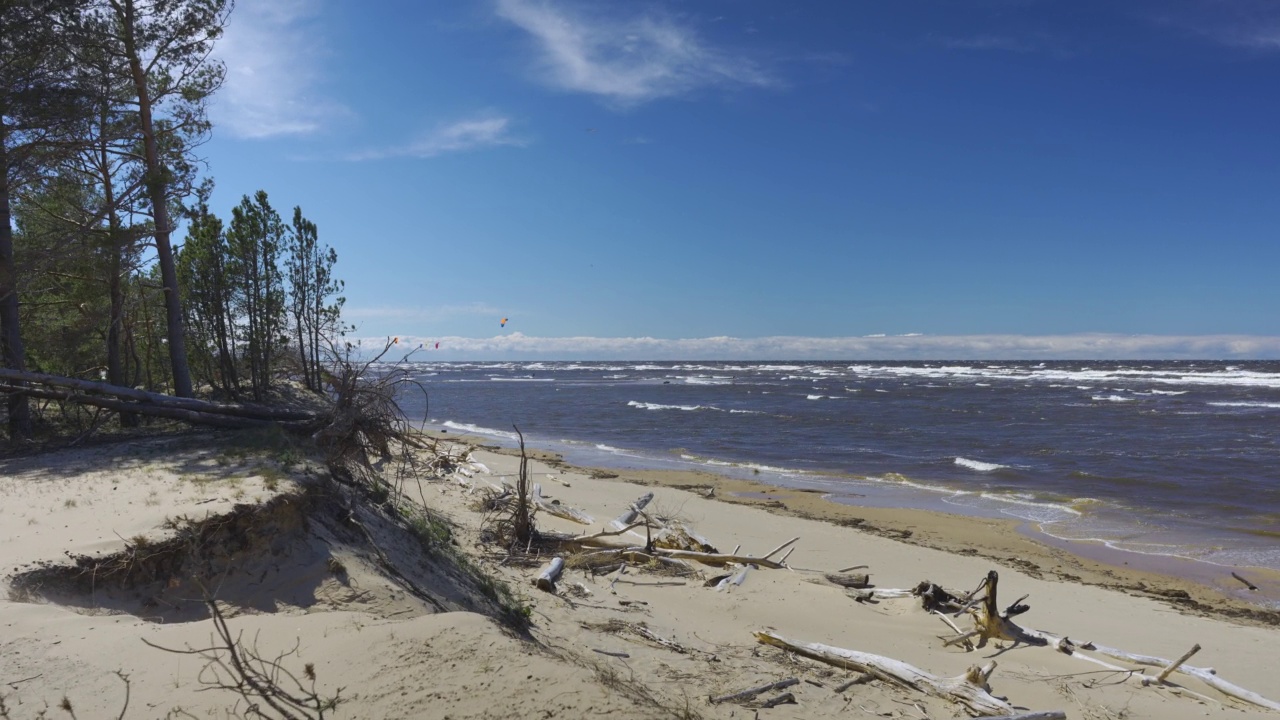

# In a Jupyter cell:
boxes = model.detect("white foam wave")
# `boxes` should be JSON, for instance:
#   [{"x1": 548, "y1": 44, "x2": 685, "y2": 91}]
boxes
[
  {"x1": 1092, "y1": 394, "x2": 1132, "y2": 402},
  {"x1": 684, "y1": 376, "x2": 731, "y2": 385},
  {"x1": 441, "y1": 421, "x2": 518, "y2": 440},
  {"x1": 627, "y1": 400, "x2": 717, "y2": 412},
  {"x1": 1208, "y1": 401, "x2": 1280, "y2": 409},
  {"x1": 954, "y1": 457, "x2": 1008, "y2": 472}
]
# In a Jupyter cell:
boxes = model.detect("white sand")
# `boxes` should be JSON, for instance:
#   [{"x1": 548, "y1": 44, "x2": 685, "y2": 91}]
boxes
[{"x1": 2, "y1": 434, "x2": 1278, "y2": 718}]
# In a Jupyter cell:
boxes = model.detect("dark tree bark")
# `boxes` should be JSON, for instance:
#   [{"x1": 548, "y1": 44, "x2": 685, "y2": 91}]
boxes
[{"x1": 115, "y1": 0, "x2": 193, "y2": 397}]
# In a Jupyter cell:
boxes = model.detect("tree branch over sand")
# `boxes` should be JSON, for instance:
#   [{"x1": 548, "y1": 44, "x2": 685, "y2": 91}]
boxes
[{"x1": 143, "y1": 596, "x2": 344, "y2": 720}]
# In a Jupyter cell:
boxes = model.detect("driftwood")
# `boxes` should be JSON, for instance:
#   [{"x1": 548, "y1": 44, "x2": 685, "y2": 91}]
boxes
[
  {"x1": 716, "y1": 565, "x2": 751, "y2": 591},
  {"x1": 913, "y1": 580, "x2": 967, "y2": 613},
  {"x1": 533, "y1": 557, "x2": 565, "y2": 592},
  {"x1": 709, "y1": 677, "x2": 798, "y2": 705},
  {"x1": 609, "y1": 492, "x2": 654, "y2": 531},
  {"x1": 940, "y1": 572, "x2": 1280, "y2": 711},
  {"x1": 985, "y1": 713, "x2": 1067, "y2": 720},
  {"x1": 849, "y1": 588, "x2": 915, "y2": 603},
  {"x1": 824, "y1": 572, "x2": 871, "y2": 588},
  {"x1": 532, "y1": 484, "x2": 594, "y2": 525},
  {"x1": 1083, "y1": 642, "x2": 1280, "y2": 711},
  {"x1": 755, "y1": 631, "x2": 1015, "y2": 716},
  {"x1": 656, "y1": 537, "x2": 798, "y2": 569},
  {"x1": 653, "y1": 523, "x2": 718, "y2": 553},
  {"x1": 944, "y1": 571, "x2": 1053, "y2": 650}
]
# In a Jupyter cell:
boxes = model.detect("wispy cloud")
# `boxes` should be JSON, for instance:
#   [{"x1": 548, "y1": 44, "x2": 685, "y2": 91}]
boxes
[
  {"x1": 213, "y1": 0, "x2": 350, "y2": 138},
  {"x1": 1151, "y1": 0, "x2": 1280, "y2": 52},
  {"x1": 346, "y1": 333, "x2": 1280, "y2": 360},
  {"x1": 344, "y1": 115, "x2": 525, "y2": 161},
  {"x1": 494, "y1": 0, "x2": 775, "y2": 106}
]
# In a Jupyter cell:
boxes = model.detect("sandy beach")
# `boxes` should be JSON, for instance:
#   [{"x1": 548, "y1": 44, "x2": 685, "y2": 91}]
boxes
[{"x1": 3, "y1": 430, "x2": 1279, "y2": 719}]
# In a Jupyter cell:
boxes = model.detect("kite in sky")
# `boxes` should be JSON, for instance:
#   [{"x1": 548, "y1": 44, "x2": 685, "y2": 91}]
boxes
[{"x1": 500, "y1": 318, "x2": 508, "y2": 327}]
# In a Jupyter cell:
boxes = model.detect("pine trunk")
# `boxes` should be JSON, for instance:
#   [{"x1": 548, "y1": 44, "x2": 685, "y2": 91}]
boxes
[
  {"x1": 121, "y1": 0, "x2": 193, "y2": 398},
  {"x1": 0, "y1": 131, "x2": 32, "y2": 439}
]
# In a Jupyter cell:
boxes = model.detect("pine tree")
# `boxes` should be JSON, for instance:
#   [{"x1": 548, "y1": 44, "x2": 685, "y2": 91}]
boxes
[
  {"x1": 1, "y1": 0, "x2": 91, "y2": 437},
  {"x1": 285, "y1": 206, "x2": 345, "y2": 392},
  {"x1": 78, "y1": 0, "x2": 231, "y2": 398},
  {"x1": 227, "y1": 190, "x2": 285, "y2": 402}
]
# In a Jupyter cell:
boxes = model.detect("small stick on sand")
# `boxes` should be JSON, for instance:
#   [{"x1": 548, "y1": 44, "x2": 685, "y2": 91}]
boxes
[
  {"x1": 709, "y1": 677, "x2": 799, "y2": 705},
  {"x1": 834, "y1": 673, "x2": 875, "y2": 692},
  {"x1": 1152, "y1": 643, "x2": 1201, "y2": 685},
  {"x1": 977, "y1": 707, "x2": 1070, "y2": 712},
  {"x1": 759, "y1": 692, "x2": 796, "y2": 708}
]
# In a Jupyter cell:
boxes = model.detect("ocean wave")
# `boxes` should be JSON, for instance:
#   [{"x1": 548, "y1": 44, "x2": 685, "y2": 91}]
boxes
[
  {"x1": 684, "y1": 376, "x2": 732, "y2": 385},
  {"x1": 954, "y1": 457, "x2": 1007, "y2": 472},
  {"x1": 1092, "y1": 394, "x2": 1132, "y2": 402},
  {"x1": 1208, "y1": 401, "x2": 1280, "y2": 409},
  {"x1": 627, "y1": 400, "x2": 718, "y2": 412},
  {"x1": 441, "y1": 421, "x2": 518, "y2": 440}
]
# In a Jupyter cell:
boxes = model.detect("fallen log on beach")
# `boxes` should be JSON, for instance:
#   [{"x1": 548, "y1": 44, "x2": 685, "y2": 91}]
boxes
[
  {"x1": 533, "y1": 557, "x2": 565, "y2": 592},
  {"x1": 754, "y1": 631, "x2": 1016, "y2": 716},
  {"x1": 824, "y1": 572, "x2": 871, "y2": 588},
  {"x1": 0, "y1": 368, "x2": 319, "y2": 421}
]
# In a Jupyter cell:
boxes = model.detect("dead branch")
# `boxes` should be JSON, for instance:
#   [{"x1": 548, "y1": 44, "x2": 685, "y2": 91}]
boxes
[
  {"x1": 755, "y1": 630, "x2": 1016, "y2": 716},
  {"x1": 710, "y1": 677, "x2": 799, "y2": 705},
  {"x1": 142, "y1": 597, "x2": 343, "y2": 719}
]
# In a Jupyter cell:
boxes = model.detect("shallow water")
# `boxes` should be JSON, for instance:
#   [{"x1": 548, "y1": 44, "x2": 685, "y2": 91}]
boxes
[{"x1": 393, "y1": 360, "x2": 1280, "y2": 574}]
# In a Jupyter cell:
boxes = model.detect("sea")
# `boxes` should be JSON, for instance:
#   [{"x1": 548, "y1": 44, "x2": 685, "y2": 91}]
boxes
[{"x1": 392, "y1": 360, "x2": 1280, "y2": 590}]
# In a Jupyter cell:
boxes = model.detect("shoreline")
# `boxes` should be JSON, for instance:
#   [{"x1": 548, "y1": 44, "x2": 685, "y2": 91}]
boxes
[{"x1": 452, "y1": 432, "x2": 1280, "y2": 627}]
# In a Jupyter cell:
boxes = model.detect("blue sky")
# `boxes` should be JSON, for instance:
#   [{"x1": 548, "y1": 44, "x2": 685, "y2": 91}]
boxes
[{"x1": 199, "y1": 0, "x2": 1280, "y2": 359}]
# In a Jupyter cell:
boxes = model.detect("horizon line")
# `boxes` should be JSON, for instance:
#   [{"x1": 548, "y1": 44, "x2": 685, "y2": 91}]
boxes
[{"x1": 344, "y1": 332, "x2": 1280, "y2": 361}]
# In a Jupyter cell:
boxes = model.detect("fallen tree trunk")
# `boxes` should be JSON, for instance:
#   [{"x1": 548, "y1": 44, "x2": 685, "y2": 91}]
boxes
[
  {"x1": 2, "y1": 384, "x2": 281, "y2": 429},
  {"x1": 0, "y1": 368, "x2": 318, "y2": 421},
  {"x1": 755, "y1": 631, "x2": 1015, "y2": 716}
]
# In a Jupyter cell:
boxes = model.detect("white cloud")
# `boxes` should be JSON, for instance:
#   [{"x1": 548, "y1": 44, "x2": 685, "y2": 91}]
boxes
[
  {"x1": 344, "y1": 115, "x2": 524, "y2": 161},
  {"x1": 494, "y1": 0, "x2": 774, "y2": 106},
  {"x1": 213, "y1": 0, "x2": 349, "y2": 138},
  {"x1": 345, "y1": 333, "x2": 1280, "y2": 360},
  {"x1": 409, "y1": 117, "x2": 524, "y2": 157}
]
